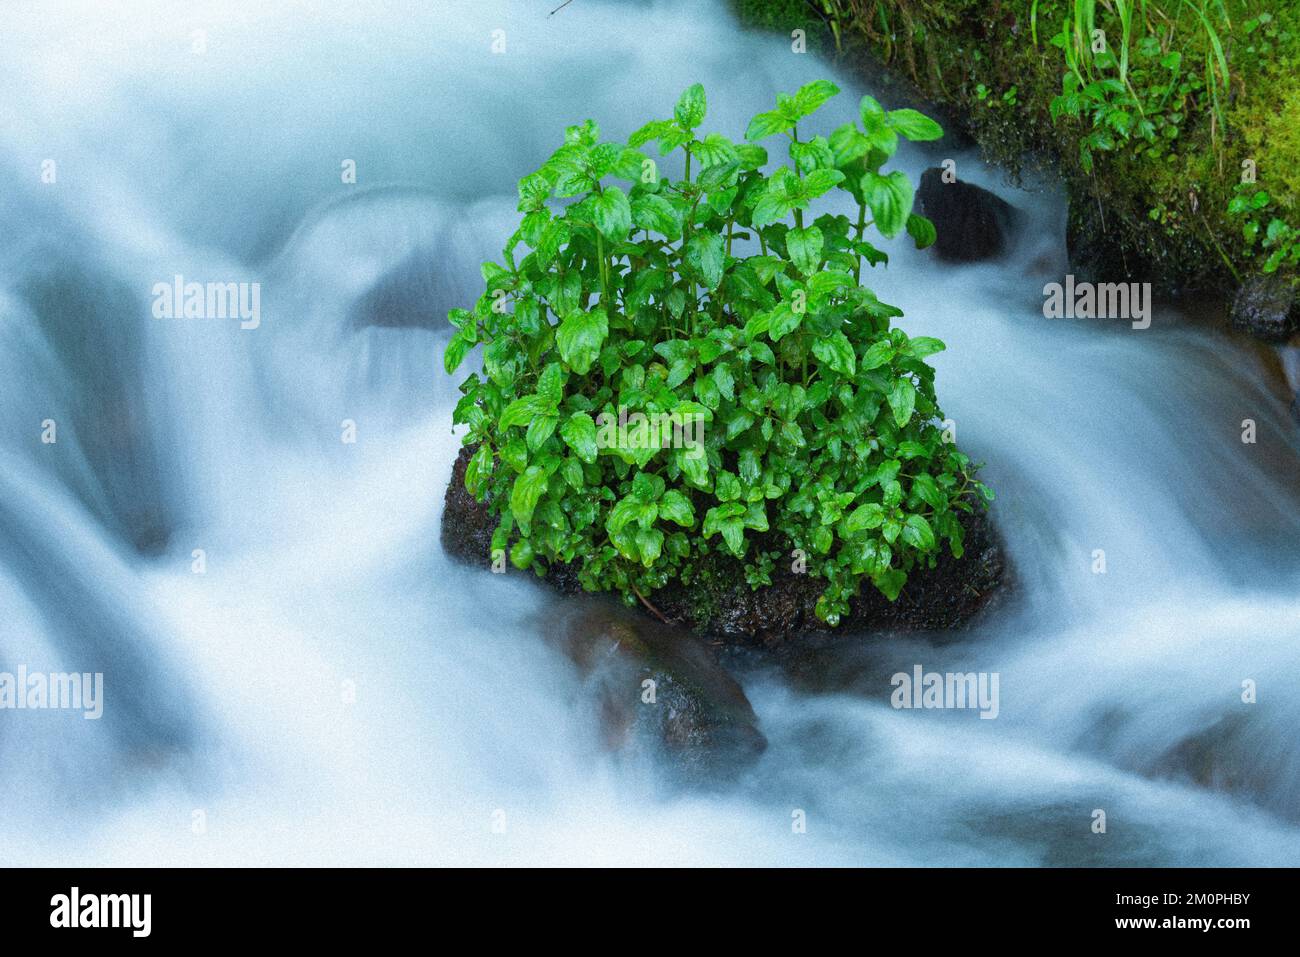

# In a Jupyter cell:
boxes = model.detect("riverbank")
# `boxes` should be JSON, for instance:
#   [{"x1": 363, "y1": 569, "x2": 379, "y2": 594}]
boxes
[{"x1": 735, "y1": 1, "x2": 1300, "y2": 366}]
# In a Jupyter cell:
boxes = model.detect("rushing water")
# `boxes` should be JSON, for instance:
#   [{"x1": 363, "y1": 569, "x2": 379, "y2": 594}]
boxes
[{"x1": 2, "y1": 0, "x2": 1298, "y2": 866}]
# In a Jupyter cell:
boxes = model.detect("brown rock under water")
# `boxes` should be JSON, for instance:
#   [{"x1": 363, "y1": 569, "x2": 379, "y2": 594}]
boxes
[
  {"x1": 544, "y1": 600, "x2": 767, "y2": 779},
  {"x1": 441, "y1": 445, "x2": 1007, "y2": 649}
]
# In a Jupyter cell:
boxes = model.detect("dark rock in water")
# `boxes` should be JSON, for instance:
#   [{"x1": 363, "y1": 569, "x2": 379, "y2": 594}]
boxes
[
  {"x1": 442, "y1": 446, "x2": 497, "y2": 568},
  {"x1": 1152, "y1": 713, "x2": 1254, "y2": 794},
  {"x1": 1063, "y1": 185, "x2": 1224, "y2": 297},
  {"x1": 547, "y1": 601, "x2": 766, "y2": 780},
  {"x1": 1065, "y1": 188, "x2": 1155, "y2": 290},
  {"x1": 351, "y1": 246, "x2": 442, "y2": 330},
  {"x1": 17, "y1": 251, "x2": 180, "y2": 554},
  {"x1": 1229, "y1": 273, "x2": 1300, "y2": 343},
  {"x1": 917, "y1": 166, "x2": 1018, "y2": 263},
  {"x1": 1147, "y1": 711, "x2": 1298, "y2": 823},
  {"x1": 442, "y1": 446, "x2": 1007, "y2": 648},
  {"x1": 629, "y1": 511, "x2": 1003, "y2": 646}
]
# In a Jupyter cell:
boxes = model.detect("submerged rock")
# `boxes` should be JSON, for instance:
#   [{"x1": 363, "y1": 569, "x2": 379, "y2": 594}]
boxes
[
  {"x1": 442, "y1": 446, "x2": 1007, "y2": 648},
  {"x1": 548, "y1": 601, "x2": 766, "y2": 779},
  {"x1": 1230, "y1": 272, "x2": 1300, "y2": 343},
  {"x1": 917, "y1": 166, "x2": 1018, "y2": 263},
  {"x1": 1148, "y1": 711, "x2": 1300, "y2": 824}
]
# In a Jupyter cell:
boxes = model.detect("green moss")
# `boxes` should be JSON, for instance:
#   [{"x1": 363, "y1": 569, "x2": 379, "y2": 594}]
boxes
[
  {"x1": 733, "y1": 0, "x2": 1300, "y2": 292},
  {"x1": 733, "y1": 0, "x2": 833, "y2": 52},
  {"x1": 1234, "y1": 9, "x2": 1300, "y2": 210},
  {"x1": 1244, "y1": 83, "x2": 1300, "y2": 210},
  {"x1": 733, "y1": 0, "x2": 816, "y2": 30}
]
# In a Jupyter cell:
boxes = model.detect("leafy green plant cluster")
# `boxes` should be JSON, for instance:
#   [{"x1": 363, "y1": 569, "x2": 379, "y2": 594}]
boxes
[
  {"x1": 1228, "y1": 184, "x2": 1300, "y2": 274},
  {"x1": 1034, "y1": 1, "x2": 1300, "y2": 282},
  {"x1": 1239, "y1": 8, "x2": 1293, "y2": 60},
  {"x1": 1038, "y1": 0, "x2": 1231, "y2": 172},
  {"x1": 739, "y1": 0, "x2": 1299, "y2": 290},
  {"x1": 444, "y1": 81, "x2": 991, "y2": 625},
  {"x1": 974, "y1": 83, "x2": 1020, "y2": 108},
  {"x1": 1227, "y1": 10, "x2": 1300, "y2": 278}
]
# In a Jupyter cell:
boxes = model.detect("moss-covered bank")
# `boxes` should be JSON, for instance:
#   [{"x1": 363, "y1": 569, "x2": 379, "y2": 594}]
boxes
[{"x1": 735, "y1": 1, "x2": 1300, "y2": 337}]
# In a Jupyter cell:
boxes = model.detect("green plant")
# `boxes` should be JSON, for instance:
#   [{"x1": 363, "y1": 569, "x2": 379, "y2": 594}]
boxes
[
  {"x1": 740, "y1": 0, "x2": 1299, "y2": 293},
  {"x1": 811, "y1": 0, "x2": 851, "y2": 51},
  {"x1": 1229, "y1": 184, "x2": 1300, "y2": 274},
  {"x1": 1240, "y1": 10, "x2": 1289, "y2": 58},
  {"x1": 1043, "y1": 1, "x2": 1231, "y2": 170},
  {"x1": 444, "y1": 81, "x2": 992, "y2": 625},
  {"x1": 973, "y1": 83, "x2": 1019, "y2": 107}
]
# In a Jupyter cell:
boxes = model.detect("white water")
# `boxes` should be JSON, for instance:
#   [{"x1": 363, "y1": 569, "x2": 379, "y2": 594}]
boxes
[{"x1": 2, "y1": 0, "x2": 1298, "y2": 866}]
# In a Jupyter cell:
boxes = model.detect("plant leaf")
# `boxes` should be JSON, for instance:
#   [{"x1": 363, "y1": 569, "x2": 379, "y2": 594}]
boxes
[
  {"x1": 887, "y1": 377, "x2": 917, "y2": 427},
  {"x1": 499, "y1": 393, "x2": 554, "y2": 431},
  {"x1": 674, "y1": 83, "x2": 707, "y2": 130},
  {"x1": 844, "y1": 502, "x2": 884, "y2": 534},
  {"x1": 785, "y1": 225, "x2": 824, "y2": 276},
  {"x1": 560, "y1": 411, "x2": 599, "y2": 463},
  {"x1": 686, "y1": 232, "x2": 726, "y2": 290},
  {"x1": 811, "y1": 330, "x2": 855, "y2": 377},
  {"x1": 905, "y1": 213, "x2": 937, "y2": 249},
  {"x1": 902, "y1": 513, "x2": 936, "y2": 551},
  {"x1": 631, "y1": 193, "x2": 683, "y2": 239},
  {"x1": 886, "y1": 108, "x2": 944, "y2": 141},
  {"x1": 509, "y1": 465, "x2": 548, "y2": 529},
  {"x1": 593, "y1": 186, "x2": 632, "y2": 240},
  {"x1": 862, "y1": 170, "x2": 914, "y2": 239},
  {"x1": 793, "y1": 79, "x2": 840, "y2": 118},
  {"x1": 557, "y1": 308, "x2": 609, "y2": 375},
  {"x1": 746, "y1": 109, "x2": 792, "y2": 141},
  {"x1": 659, "y1": 489, "x2": 696, "y2": 527}
]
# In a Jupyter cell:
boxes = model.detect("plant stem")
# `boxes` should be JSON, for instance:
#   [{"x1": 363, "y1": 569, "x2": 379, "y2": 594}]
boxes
[
  {"x1": 853, "y1": 200, "x2": 867, "y2": 282},
  {"x1": 631, "y1": 582, "x2": 669, "y2": 623},
  {"x1": 683, "y1": 145, "x2": 696, "y2": 336},
  {"x1": 791, "y1": 125, "x2": 805, "y2": 230},
  {"x1": 596, "y1": 231, "x2": 609, "y2": 302}
]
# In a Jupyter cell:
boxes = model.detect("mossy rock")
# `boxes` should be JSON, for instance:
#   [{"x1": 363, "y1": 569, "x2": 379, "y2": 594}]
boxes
[
  {"x1": 732, "y1": 0, "x2": 1300, "y2": 331},
  {"x1": 442, "y1": 445, "x2": 1008, "y2": 648},
  {"x1": 549, "y1": 600, "x2": 767, "y2": 780}
]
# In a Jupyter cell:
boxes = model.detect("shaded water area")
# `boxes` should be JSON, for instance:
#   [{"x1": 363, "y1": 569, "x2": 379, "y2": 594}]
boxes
[{"x1": 1, "y1": 0, "x2": 1298, "y2": 865}]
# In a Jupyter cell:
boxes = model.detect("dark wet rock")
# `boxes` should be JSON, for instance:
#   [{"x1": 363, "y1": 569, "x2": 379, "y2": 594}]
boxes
[
  {"x1": 17, "y1": 251, "x2": 180, "y2": 554},
  {"x1": 1066, "y1": 187, "x2": 1160, "y2": 291},
  {"x1": 1229, "y1": 272, "x2": 1300, "y2": 343},
  {"x1": 1147, "y1": 711, "x2": 1299, "y2": 823},
  {"x1": 632, "y1": 510, "x2": 1003, "y2": 647},
  {"x1": 917, "y1": 166, "x2": 1018, "y2": 263},
  {"x1": 1063, "y1": 185, "x2": 1219, "y2": 297},
  {"x1": 351, "y1": 246, "x2": 442, "y2": 329},
  {"x1": 441, "y1": 446, "x2": 497, "y2": 568},
  {"x1": 1152, "y1": 713, "x2": 1255, "y2": 794},
  {"x1": 548, "y1": 601, "x2": 766, "y2": 780},
  {"x1": 1066, "y1": 190, "x2": 1121, "y2": 287},
  {"x1": 442, "y1": 446, "x2": 1007, "y2": 648}
]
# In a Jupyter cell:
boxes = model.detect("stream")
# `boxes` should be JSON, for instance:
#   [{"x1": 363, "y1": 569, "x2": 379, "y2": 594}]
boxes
[{"x1": 2, "y1": 0, "x2": 1298, "y2": 866}]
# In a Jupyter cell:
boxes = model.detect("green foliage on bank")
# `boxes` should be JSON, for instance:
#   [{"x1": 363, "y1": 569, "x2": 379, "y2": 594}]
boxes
[
  {"x1": 735, "y1": 0, "x2": 1300, "y2": 290},
  {"x1": 444, "y1": 83, "x2": 991, "y2": 624}
]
